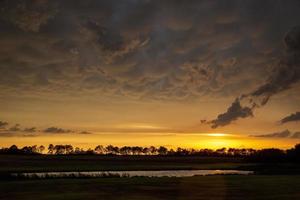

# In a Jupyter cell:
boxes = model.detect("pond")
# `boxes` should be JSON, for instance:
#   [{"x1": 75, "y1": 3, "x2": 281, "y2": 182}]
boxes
[{"x1": 12, "y1": 170, "x2": 253, "y2": 178}]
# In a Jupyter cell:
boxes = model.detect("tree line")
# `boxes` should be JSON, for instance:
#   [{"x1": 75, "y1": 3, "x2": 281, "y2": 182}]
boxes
[{"x1": 0, "y1": 144, "x2": 299, "y2": 162}]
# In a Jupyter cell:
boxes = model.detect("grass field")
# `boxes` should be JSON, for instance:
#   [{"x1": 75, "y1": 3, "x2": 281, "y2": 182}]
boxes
[{"x1": 1, "y1": 175, "x2": 300, "y2": 200}]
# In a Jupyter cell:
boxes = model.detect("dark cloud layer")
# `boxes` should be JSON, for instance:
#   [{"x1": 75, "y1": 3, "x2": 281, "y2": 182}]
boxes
[
  {"x1": 280, "y1": 112, "x2": 300, "y2": 124},
  {"x1": 79, "y1": 131, "x2": 92, "y2": 135},
  {"x1": 43, "y1": 127, "x2": 72, "y2": 134},
  {"x1": 0, "y1": 0, "x2": 58, "y2": 32},
  {"x1": 0, "y1": 0, "x2": 300, "y2": 101},
  {"x1": 246, "y1": 26, "x2": 300, "y2": 107},
  {"x1": 210, "y1": 25, "x2": 300, "y2": 128},
  {"x1": 252, "y1": 130, "x2": 300, "y2": 139},
  {"x1": 210, "y1": 98, "x2": 253, "y2": 128},
  {"x1": 1, "y1": 1, "x2": 300, "y2": 133},
  {"x1": 0, "y1": 120, "x2": 91, "y2": 136},
  {"x1": 0, "y1": 121, "x2": 8, "y2": 129},
  {"x1": 23, "y1": 127, "x2": 37, "y2": 132},
  {"x1": 8, "y1": 124, "x2": 21, "y2": 131}
]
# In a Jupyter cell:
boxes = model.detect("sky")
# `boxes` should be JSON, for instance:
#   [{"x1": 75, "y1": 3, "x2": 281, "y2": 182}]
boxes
[{"x1": 0, "y1": 0, "x2": 300, "y2": 149}]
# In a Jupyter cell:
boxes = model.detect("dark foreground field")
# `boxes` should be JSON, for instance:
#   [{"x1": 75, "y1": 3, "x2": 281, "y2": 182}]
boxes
[
  {"x1": 1, "y1": 175, "x2": 300, "y2": 200},
  {"x1": 1, "y1": 155, "x2": 299, "y2": 200},
  {"x1": 0, "y1": 155, "x2": 248, "y2": 172},
  {"x1": 1, "y1": 155, "x2": 299, "y2": 174}
]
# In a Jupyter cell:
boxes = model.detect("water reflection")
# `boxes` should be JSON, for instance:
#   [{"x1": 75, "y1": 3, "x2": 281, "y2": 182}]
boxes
[{"x1": 13, "y1": 170, "x2": 253, "y2": 178}]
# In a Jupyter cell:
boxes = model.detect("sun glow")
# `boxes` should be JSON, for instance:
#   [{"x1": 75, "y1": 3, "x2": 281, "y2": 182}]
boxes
[
  {"x1": 205, "y1": 133, "x2": 230, "y2": 137},
  {"x1": 116, "y1": 123, "x2": 166, "y2": 130}
]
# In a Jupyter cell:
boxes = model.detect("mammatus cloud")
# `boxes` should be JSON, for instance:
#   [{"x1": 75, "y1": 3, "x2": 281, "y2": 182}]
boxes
[
  {"x1": 0, "y1": 0, "x2": 57, "y2": 32},
  {"x1": 280, "y1": 112, "x2": 300, "y2": 124},
  {"x1": 0, "y1": 121, "x2": 8, "y2": 129},
  {"x1": 245, "y1": 26, "x2": 300, "y2": 107},
  {"x1": 209, "y1": 26, "x2": 300, "y2": 128},
  {"x1": 210, "y1": 98, "x2": 253, "y2": 128},
  {"x1": 251, "y1": 130, "x2": 300, "y2": 139},
  {"x1": 0, "y1": 1, "x2": 300, "y2": 101}
]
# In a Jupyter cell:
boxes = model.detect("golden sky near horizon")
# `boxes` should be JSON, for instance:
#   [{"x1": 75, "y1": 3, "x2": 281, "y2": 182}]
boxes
[
  {"x1": 0, "y1": 0, "x2": 300, "y2": 149},
  {"x1": 0, "y1": 131, "x2": 298, "y2": 150}
]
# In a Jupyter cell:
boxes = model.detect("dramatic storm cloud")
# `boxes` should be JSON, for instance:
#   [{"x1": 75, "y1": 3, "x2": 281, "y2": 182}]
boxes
[
  {"x1": 210, "y1": 99, "x2": 253, "y2": 128},
  {"x1": 1, "y1": 0, "x2": 300, "y2": 101},
  {"x1": 246, "y1": 26, "x2": 300, "y2": 107},
  {"x1": 210, "y1": 25, "x2": 300, "y2": 128},
  {"x1": 0, "y1": 0, "x2": 57, "y2": 32}
]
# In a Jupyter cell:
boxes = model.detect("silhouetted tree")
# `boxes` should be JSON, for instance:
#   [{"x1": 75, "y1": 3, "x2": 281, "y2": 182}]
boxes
[
  {"x1": 9, "y1": 145, "x2": 18, "y2": 151},
  {"x1": 21, "y1": 146, "x2": 33, "y2": 154},
  {"x1": 120, "y1": 146, "x2": 131, "y2": 155},
  {"x1": 86, "y1": 148, "x2": 95, "y2": 155},
  {"x1": 149, "y1": 146, "x2": 157, "y2": 155},
  {"x1": 286, "y1": 143, "x2": 300, "y2": 162},
  {"x1": 74, "y1": 147, "x2": 83, "y2": 154},
  {"x1": 31, "y1": 145, "x2": 38, "y2": 153},
  {"x1": 158, "y1": 146, "x2": 168, "y2": 155},
  {"x1": 216, "y1": 148, "x2": 226, "y2": 156},
  {"x1": 142, "y1": 147, "x2": 150, "y2": 155},
  {"x1": 249, "y1": 148, "x2": 285, "y2": 162},
  {"x1": 54, "y1": 145, "x2": 66, "y2": 154},
  {"x1": 95, "y1": 145, "x2": 105, "y2": 154},
  {"x1": 48, "y1": 144, "x2": 54, "y2": 154},
  {"x1": 132, "y1": 146, "x2": 143, "y2": 155},
  {"x1": 168, "y1": 148, "x2": 176, "y2": 155},
  {"x1": 106, "y1": 145, "x2": 115, "y2": 154},
  {"x1": 65, "y1": 145, "x2": 74, "y2": 154},
  {"x1": 38, "y1": 145, "x2": 45, "y2": 154},
  {"x1": 1, "y1": 143, "x2": 300, "y2": 163}
]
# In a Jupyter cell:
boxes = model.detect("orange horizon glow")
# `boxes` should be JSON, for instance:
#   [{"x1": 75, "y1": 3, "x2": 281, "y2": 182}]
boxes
[{"x1": 0, "y1": 131, "x2": 298, "y2": 150}]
